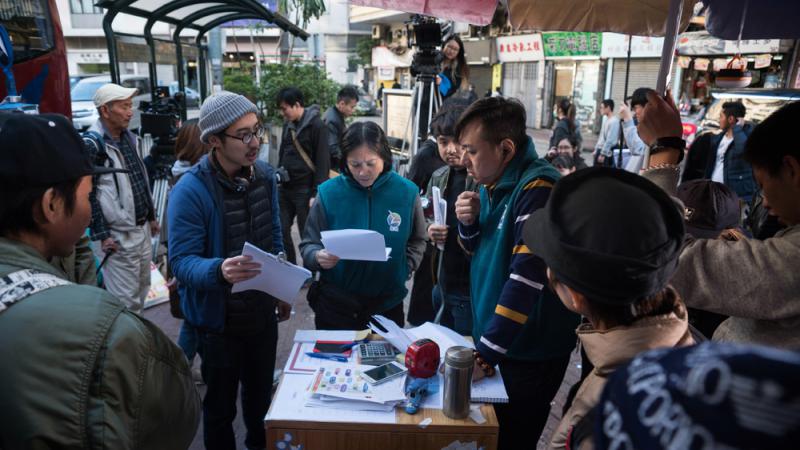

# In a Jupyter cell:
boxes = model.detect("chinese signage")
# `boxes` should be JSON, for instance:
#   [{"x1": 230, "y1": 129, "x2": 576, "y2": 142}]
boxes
[
  {"x1": 677, "y1": 31, "x2": 782, "y2": 56},
  {"x1": 542, "y1": 32, "x2": 602, "y2": 58},
  {"x1": 496, "y1": 34, "x2": 544, "y2": 63},
  {"x1": 601, "y1": 33, "x2": 664, "y2": 58}
]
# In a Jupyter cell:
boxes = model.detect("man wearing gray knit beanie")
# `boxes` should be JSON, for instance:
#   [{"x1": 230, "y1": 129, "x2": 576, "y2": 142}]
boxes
[{"x1": 167, "y1": 91, "x2": 292, "y2": 450}]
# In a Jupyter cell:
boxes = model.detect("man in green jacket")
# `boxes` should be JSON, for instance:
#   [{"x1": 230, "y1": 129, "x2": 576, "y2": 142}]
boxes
[
  {"x1": 0, "y1": 114, "x2": 200, "y2": 449},
  {"x1": 454, "y1": 97, "x2": 580, "y2": 449}
]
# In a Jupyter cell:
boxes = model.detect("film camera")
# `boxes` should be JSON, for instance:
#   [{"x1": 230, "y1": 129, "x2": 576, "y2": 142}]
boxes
[
  {"x1": 408, "y1": 15, "x2": 443, "y2": 78},
  {"x1": 139, "y1": 86, "x2": 181, "y2": 179}
]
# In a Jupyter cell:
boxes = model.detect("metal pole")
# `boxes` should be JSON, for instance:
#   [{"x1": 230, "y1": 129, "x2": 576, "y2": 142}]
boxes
[
  {"x1": 617, "y1": 35, "x2": 633, "y2": 169},
  {"x1": 102, "y1": 12, "x2": 120, "y2": 85},
  {"x1": 144, "y1": 22, "x2": 159, "y2": 102},
  {"x1": 174, "y1": 30, "x2": 187, "y2": 121},
  {"x1": 646, "y1": 0, "x2": 684, "y2": 171}
]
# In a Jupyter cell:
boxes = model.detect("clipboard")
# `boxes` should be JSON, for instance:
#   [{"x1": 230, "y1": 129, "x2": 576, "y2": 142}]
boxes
[{"x1": 231, "y1": 242, "x2": 312, "y2": 304}]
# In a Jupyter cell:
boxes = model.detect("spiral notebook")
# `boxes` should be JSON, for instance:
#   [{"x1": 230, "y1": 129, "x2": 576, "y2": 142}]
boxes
[{"x1": 471, "y1": 368, "x2": 509, "y2": 404}]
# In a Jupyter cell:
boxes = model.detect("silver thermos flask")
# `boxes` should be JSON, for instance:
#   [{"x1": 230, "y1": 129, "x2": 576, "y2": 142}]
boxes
[{"x1": 443, "y1": 346, "x2": 474, "y2": 419}]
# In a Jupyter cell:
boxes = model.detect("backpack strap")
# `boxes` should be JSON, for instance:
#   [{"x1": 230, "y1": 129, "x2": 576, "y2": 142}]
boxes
[
  {"x1": 0, "y1": 269, "x2": 72, "y2": 315},
  {"x1": 82, "y1": 130, "x2": 112, "y2": 168}
]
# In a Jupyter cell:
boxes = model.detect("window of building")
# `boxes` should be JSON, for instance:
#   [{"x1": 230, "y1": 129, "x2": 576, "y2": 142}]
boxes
[{"x1": 69, "y1": 0, "x2": 102, "y2": 14}]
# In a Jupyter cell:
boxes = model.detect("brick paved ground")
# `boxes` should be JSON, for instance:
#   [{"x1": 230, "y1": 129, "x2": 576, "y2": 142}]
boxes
[{"x1": 146, "y1": 125, "x2": 591, "y2": 449}]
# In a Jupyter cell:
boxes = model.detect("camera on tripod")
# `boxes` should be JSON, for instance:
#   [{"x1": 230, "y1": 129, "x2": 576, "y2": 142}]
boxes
[
  {"x1": 408, "y1": 15, "x2": 443, "y2": 78},
  {"x1": 139, "y1": 86, "x2": 181, "y2": 180}
]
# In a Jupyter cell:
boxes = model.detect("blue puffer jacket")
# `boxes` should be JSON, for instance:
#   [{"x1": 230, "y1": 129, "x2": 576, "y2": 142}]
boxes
[
  {"x1": 705, "y1": 124, "x2": 756, "y2": 201},
  {"x1": 167, "y1": 155, "x2": 283, "y2": 332}
]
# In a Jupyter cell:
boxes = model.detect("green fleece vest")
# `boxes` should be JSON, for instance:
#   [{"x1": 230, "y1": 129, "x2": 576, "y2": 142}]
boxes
[
  {"x1": 317, "y1": 171, "x2": 418, "y2": 311},
  {"x1": 470, "y1": 142, "x2": 580, "y2": 361}
]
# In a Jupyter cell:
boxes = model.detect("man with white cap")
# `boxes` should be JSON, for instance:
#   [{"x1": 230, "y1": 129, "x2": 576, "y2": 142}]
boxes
[
  {"x1": 168, "y1": 91, "x2": 289, "y2": 450},
  {"x1": 84, "y1": 83, "x2": 158, "y2": 314}
]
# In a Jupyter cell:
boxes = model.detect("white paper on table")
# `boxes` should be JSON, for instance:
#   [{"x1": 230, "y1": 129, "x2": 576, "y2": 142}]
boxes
[
  {"x1": 293, "y1": 329, "x2": 359, "y2": 343},
  {"x1": 431, "y1": 187, "x2": 447, "y2": 251},
  {"x1": 265, "y1": 373, "x2": 396, "y2": 424},
  {"x1": 231, "y1": 242, "x2": 311, "y2": 303},
  {"x1": 307, "y1": 363, "x2": 407, "y2": 404},
  {"x1": 321, "y1": 229, "x2": 391, "y2": 261},
  {"x1": 368, "y1": 315, "x2": 413, "y2": 353},
  {"x1": 283, "y1": 341, "x2": 359, "y2": 375}
]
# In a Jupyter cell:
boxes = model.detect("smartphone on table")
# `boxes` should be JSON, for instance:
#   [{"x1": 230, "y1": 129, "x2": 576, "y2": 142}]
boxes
[{"x1": 362, "y1": 361, "x2": 407, "y2": 385}]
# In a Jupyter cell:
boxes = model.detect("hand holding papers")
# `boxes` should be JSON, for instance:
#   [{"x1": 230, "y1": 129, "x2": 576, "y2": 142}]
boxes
[
  {"x1": 231, "y1": 242, "x2": 311, "y2": 304},
  {"x1": 321, "y1": 229, "x2": 392, "y2": 261},
  {"x1": 431, "y1": 187, "x2": 447, "y2": 251}
]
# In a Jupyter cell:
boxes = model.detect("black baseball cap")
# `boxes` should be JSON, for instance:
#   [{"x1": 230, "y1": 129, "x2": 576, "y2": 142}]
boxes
[
  {"x1": 0, "y1": 113, "x2": 125, "y2": 189},
  {"x1": 523, "y1": 167, "x2": 685, "y2": 306},
  {"x1": 676, "y1": 179, "x2": 741, "y2": 239}
]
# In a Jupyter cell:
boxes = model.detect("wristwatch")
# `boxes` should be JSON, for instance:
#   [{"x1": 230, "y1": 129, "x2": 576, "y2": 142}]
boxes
[{"x1": 649, "y1": 136, "x2": 686, "y2": 163}]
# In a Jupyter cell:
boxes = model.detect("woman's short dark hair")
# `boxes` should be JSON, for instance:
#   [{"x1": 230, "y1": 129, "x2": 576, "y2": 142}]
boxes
[
  {"x1": 744, "y1": 101, "x2": 800, "y2": 175},
  {"x1": 0, "y1": 179, "x2": 81, "y2": 236},
  {"x1": 551, "y1": 154, "x2": 576, "y2": 170},
  {"x1": 339, "y1": 121, "x2": 393, "y2": 175},
  {"x1": 277, "y1": 87, "x2": 304, "y2": 107},
  {"x1": 557, "y1": 135, "x2": 579, "y2": 150},
  {"x1": 454, "y1": 97, "x2": 528, "y2": 153}
]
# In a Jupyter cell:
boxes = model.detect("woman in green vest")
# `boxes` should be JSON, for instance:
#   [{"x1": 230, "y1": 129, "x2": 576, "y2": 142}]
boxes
[{"x1": 300, "y1": 121, "x2": 427, "y2": 330}]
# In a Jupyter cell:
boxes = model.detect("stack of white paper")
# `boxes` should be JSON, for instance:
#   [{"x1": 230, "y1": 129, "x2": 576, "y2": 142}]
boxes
[
  {"x1": 231, "y1": 242, "x2": 311, "y2": 303},
  {"x1": 305, "y1": 363, "x2": 406, "y2": 412}
]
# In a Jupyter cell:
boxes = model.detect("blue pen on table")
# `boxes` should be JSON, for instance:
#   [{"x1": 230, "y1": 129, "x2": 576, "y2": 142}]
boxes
[{"x1": 305, "y1": 352, "x2": 349, "y2": 363}]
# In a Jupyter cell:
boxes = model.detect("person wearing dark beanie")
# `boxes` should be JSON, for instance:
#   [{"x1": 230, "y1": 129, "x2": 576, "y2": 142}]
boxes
[{"x1": 523, "y1": 167, "x2": 695, "y2": 449}]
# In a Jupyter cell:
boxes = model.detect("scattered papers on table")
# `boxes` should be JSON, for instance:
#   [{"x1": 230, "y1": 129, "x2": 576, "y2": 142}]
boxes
[
  {"x1": 284, "y1": 341, "x2": 358, "y2": 375},
  {"x1": 294, "y1": 329, "x2": 370, "y2": 343},
  {"x1": 231, "y1": 242, "x2": 311, "y2": 303},
  {"x1": 265, "y1": 373, "x2": 396, "y2": 424},
  {"x1": 304, "y1": 363, "x2": 406, "y2": 412},
  {"x1": 321, "y1": 229, "x2": 392, "y2": 261}
]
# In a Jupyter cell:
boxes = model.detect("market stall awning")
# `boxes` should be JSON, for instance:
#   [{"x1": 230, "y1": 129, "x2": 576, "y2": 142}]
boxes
[
  {"x1": 507, "y1": 0, "x2": 696, "y2": 36},
  {"x1": 349, "y1": 0, "x2": 498, "y2": 26},
  {"x1": 702, "y1": 0, "x2": 800, "y2": 40}
]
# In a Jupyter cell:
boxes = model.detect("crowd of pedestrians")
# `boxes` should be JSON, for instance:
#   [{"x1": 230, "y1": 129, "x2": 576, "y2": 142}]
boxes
[{"x1": 2, "y1": 55, "x2": 799, "y2": 450}]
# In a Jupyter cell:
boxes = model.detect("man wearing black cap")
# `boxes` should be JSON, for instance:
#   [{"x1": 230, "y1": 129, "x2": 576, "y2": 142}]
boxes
[
  {"x1": 453, "y1": 97, "x2": 580, "y2": 448},
  {"x1": 0, "y1": 114, "x2": 200, "y2": 448},
  {"x1": 521, "y1": 167, "x2": 694, "y2": 449},
  {"x1": 637, "y1": 92, "x2": 800, "y2": 349}
]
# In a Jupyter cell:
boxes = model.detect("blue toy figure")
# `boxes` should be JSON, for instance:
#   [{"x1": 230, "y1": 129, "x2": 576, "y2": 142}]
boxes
[{"x1": 404, "y1": 376, "x2": 440, "y2": 414}]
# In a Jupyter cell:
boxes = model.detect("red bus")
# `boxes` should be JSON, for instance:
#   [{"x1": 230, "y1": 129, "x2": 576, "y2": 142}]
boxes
[{"x1": 0, "y1": 0, "x2": 71, "y2": 116}]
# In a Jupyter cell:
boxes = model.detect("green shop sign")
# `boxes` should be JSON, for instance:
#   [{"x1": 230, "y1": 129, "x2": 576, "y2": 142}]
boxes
[{"x1": 542, "y1": 32, "x2": 602, "y2": 57}]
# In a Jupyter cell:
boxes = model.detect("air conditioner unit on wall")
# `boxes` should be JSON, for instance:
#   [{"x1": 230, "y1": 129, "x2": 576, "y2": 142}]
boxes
[{"x1": 372, "y1": 25, "x2": 388, "y2": 40}]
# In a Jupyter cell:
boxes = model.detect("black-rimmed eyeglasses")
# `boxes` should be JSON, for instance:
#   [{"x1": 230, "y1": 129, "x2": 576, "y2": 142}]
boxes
[{"x1": 223, "y1": 125, "x2": 265, "y2": 144}]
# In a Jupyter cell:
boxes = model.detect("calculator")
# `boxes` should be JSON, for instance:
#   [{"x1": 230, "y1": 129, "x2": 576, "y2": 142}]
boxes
[{"x1": 357, "y1": 342, "x2": 400, "y2": 366}]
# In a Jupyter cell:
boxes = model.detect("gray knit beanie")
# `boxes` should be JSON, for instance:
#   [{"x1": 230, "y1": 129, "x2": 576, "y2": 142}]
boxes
[{"x1": 198, "y1": 91, "x2": 259, "y2": 143}]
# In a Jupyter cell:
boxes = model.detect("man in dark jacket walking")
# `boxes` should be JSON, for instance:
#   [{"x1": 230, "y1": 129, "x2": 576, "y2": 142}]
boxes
[
  {"x1": 168, "y1": 91, "x2": 290, "y2": 450},
  {"x1": 0, "y1": 113, "x2": 200, "y2": 449},
  {"x1": 683, "y1": 101, "x2": 755, "y2": 202},
  {"x1": 277, "y1": 87, "x2": 330, "y2": 264},
  {"x1": 323, "y1": 86, "x2": 359, "y2": 168}
]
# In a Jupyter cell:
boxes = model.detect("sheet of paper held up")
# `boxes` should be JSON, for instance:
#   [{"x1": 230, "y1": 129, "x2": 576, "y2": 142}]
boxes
[
  {"x1": 231, "y1": 242, "x2": 312, "y2": 304},
  {"x1": 431, "y1": 187, "x2": 447, "y2": 251},
  {"x1": 321, "y1": 229, "x2": 392, "y2": 261}
]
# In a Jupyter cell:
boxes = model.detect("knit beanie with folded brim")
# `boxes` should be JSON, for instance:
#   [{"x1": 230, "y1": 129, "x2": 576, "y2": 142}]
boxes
[{"x1": 198, "y1": 91, "x2": 258, "y2": 144}]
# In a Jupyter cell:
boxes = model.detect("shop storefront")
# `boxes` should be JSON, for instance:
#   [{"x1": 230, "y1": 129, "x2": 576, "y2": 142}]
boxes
[
  {"x1": 496, "y1": 33, "x2": 545, "y2": 128},
  {"x1": 675, "y1": 32, "x2": 794, "y2": 114},
  {"x1": 540, "y1": 32, "x2": 602, "y2": 131},
  {"x1": 601, "y1": 33, "x2": 666, "y2": 115}
]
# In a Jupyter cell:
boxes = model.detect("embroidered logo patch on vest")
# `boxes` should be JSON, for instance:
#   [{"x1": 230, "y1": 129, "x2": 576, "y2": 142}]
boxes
[{"x1": 387, "y1": 210, "x2": 402, "y2": 232}]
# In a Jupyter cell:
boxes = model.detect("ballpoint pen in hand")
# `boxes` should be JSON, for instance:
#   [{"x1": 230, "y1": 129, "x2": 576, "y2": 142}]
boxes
[{"x1": 305, "y1": 352, "x2": 349, "y2": 363}]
